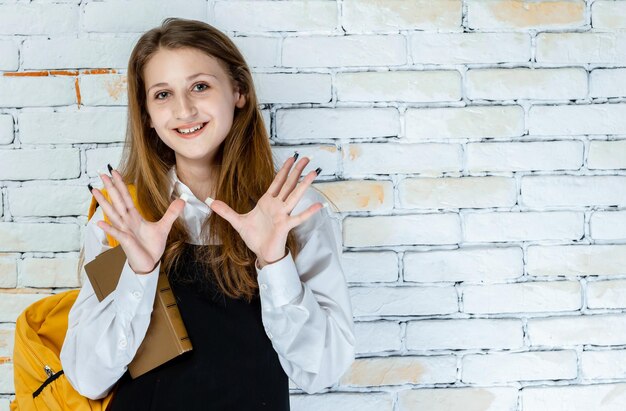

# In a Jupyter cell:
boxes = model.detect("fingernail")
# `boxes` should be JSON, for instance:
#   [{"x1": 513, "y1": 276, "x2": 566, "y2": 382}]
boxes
[
  {"x1": 88, "y1": 183, "x2": 93, "y2": 193},
  {"x1": 97, "y1": 168, "x2": 108, "y2": 177},
  {"x1": 322, "y1": 202, "x2": 329, "y2": 209},
  {"x1": 315, "y1": 167, "x2": 322, "y2": 175},
  {"x1": 293, "y1": 151, "x2": 299, "y2": 161},
  {"x1": 179, "y1": 193, "x2": 189, "y2": 203},
  {"x1": 107, "y1": 163, "x2": 113, "y2": 174},
  {"x1": 305, "y1": 155, "x2": 314, "y2": 162},
  {"x1": 204, "y1": 196, "x2": 214, "y2": 207}
]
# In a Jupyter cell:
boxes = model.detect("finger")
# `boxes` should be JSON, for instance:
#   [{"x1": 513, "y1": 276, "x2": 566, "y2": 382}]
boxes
[
  {"x1": 288, "y1": 202, "x2": 325, "y2": 229},
  {"x1": 158, "y1": 197, "x2": 187, "y2": 231},
  {"x1": 267, "y1": 155, "x2": 297, "y2": 197},
  {"x1": 99, "y1": 172, "x2": 129, "y2": 225},
  {"x1": 95, "y1": 219, "x2": 128, "y2": 245},
  {"x1": 206, "y1": 199, "x2": 242, "y2": 232},
  {"x1": 278, "y1": 157, "x2": 311, "y2": 201},
  {"x1": 284, "y1": 169, "x2": 319, "y2": 211},
  {"x1": 91, "y1": 186, "x2": 125, "y2": 229},
  {"x1": 110, "y1": 169, "x2": 142, "y2": 220}
]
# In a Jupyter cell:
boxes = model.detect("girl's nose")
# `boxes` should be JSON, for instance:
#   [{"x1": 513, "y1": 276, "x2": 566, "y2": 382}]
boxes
[{"x1": 174, "y1": 93, "x2": 198, "y2": 120}]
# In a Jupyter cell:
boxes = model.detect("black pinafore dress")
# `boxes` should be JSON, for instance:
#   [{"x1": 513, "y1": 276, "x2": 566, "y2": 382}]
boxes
[{"x1": 107, "y1": 243, "x2": 290, "y2": 410}]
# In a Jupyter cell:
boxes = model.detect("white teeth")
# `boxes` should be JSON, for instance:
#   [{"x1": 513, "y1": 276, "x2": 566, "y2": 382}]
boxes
[{"x1": 177, "y1": 123, "x2": 204, "y2": 134}]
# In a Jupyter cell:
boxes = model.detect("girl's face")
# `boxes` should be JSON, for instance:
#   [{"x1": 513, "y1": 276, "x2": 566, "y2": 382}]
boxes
[{"x1": 144, "y1": 47, "x2": 246, "y2": 167}]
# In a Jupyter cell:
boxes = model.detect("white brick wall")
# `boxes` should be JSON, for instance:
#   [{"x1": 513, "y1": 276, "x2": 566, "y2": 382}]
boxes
[{"x1": 3, "y1": 1, "x2": 626, "y2": 410}]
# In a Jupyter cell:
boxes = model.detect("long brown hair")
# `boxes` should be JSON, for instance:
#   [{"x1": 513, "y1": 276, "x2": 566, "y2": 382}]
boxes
[{"x1": 80, "y1": 18, "x2": 302, "y2": 302}]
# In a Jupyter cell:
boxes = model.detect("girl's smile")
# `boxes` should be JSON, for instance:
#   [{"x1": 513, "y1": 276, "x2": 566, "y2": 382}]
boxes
[{"x1": 173, "y1": 121, "x2": 209, "y2": 138}]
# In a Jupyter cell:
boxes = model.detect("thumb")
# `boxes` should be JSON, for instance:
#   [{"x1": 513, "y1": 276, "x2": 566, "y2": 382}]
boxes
[
  {"x1": 205, "y1": 197, "x2": 240, "y2": 230},
  {"x1": 160, "y1": 195, "x2": 188, "y2": 229}
]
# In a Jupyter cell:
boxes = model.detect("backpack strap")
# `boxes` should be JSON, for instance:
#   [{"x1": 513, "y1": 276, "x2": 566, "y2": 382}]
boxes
[{"x1": 88, "y1": 184, "x2": 141, "y2": 248}]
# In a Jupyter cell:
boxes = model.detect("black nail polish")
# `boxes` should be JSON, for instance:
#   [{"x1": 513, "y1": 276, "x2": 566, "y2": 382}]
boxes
[
  {"x1": 315, "y1": 167, "x2": 322, "y2": 175},
  {"x1": 107, "y1": 163, "x2": 113, "y2": 174},
  {"x1": 293, "y1": 151, "x2": 299, "y2": 161},
  {"x1": 88, "y1": 183, "x2": 93, "y2": 193}
]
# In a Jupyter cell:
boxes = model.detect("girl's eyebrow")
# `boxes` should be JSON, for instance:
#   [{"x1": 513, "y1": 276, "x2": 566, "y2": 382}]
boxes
[{"x1": 147, "y1": 72, "x2": 217, "y2": 93}]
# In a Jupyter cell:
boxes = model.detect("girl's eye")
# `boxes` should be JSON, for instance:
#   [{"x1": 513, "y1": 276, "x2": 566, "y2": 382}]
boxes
[
  {"x1": 194, "y1": 83, "x2": 209, "y2": 92},
  {"x1": 155, "y1": 91, "x2": 169, "y2": 100}
]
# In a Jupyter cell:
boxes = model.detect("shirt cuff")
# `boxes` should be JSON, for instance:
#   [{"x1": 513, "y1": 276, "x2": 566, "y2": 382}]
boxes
[
  {"x1": 256, "y1": 250, "x2": 303, "y2": 307},
  {"x1": 113, "y1": 259, "x2": 160, "y2": 316}
]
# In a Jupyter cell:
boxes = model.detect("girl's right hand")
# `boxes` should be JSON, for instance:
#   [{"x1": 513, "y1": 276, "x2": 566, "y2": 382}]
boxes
[{"x1": 90, "y1": 168, "x2": 187, "y2": 275}]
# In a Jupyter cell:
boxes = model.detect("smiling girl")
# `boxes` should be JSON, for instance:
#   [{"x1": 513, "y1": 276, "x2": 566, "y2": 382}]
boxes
[{"x1": 60, "y1": 18, "x2": 355, "y2": 410}]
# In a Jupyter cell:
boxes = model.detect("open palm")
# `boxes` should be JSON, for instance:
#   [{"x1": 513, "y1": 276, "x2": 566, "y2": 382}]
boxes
[
  {"x1": 208, "y1": 156, "x2": 324, "y2": 267},
  {"x1": 91, "y1": 170, "x2": 186, "y2": 274}
]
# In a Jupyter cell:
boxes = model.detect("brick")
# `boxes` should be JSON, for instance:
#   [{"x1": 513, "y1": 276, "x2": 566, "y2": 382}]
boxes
[
  {"x1": 0, "y1": 4, "x2": 77, "y2": 35},
  {"x1": 462, "y1": 350, "x2": 577, "y2": 384},
  {"x1": 85, "y1": 146, "x2": 124, "y2": 178},
  {"x1": 0, "y1": 149, "x2": 79, "y2": 180},
  {"x1": 523, "y1": 383, "x2": 626, "y2": 411},
  {"x1": 0, "y1": 326, "x2": 14, "y2": 359},
  {"x1": 22, "y1": 37, "x2": 136, "y2": 70},
  {"x1": 398, "y1": 387, "x2": 518, "y2": 411},
  {"x1": 79, "y1": 74, "x2": 128, "y2": 106},
  {"x1": 528, "y1": 315, "x2": 626, "y2": 346},
  {"x1": 588, "y1": 140, "x2": 626, "y2": 170},
  {"x1": 404, "y1": 247, "x2": 523, "y2": 283},
  {"x1": 590, "y1": 211, "x2": 626, "y2": 240},
  {"x1": 410, "y1": 32, "x2": 531, "y2": 64},
  {"x1": 350, "y1": 286, "x2": 458, "y2": 317},
  {"x1": 232, "y1": 37, "x2": 280, "y2": 68},
  {"x1": 466, "y1": 68, "x2": 587, "y2": 101},
  {"x1": 9, "y1": 185, "x2": 90, "y2": 217},
  {"x1": 344, "y1": 214, "x2": 461, "y2": 247},
  {"x1": 530, "y1": 104, "x2": 626, "y2": 136},
  {"x1": 0, "y1": 362, "x2": 13, "y2": 393},
  {"x1": 587, "y1": 280, "x2": 626, "y2": 309},
  {"x1": 276, "y1": 108, "x2": 399, "y2": 141},
  {"x1": 336, "y1": 70, "x2": 461, "y2": 103},
  {"x1": 406, "y1": 105, "x2": 524, "y2": 140},
  {"x1": 593, "y1": 1, "x2": 626, "y2": 29},
  {"x1": 399, "y1": 177, "x2": 516, "y2": 210},
  {"x1": 467, "y1": 141, "x2": 583, "y2": 172},
  {"x1": 0, "y1": 292, "x2": 50, "y2": 322},
  {"x1": 0, "y1": 223, "x2": 79, "y2": 253},
  {"x1": 20, "y1": 257, "x2": 81, "y2": 288},
  {"x1": 0, "y1": 115, "x2": 13, "y2": 145},
  {"x1": 354, "y1": 321, "x2": 401, "y2": 354},
  {"x1": 581, "y1": 350, "x2": 626, "y2": 379},
  {"x1": 20, "y1": 110, "x2": 126, "y2": 144},
  {"x1": 282, "y1": 35, "x2": 405, "y2": 68},
  {"x1": 468, "y1": 0, "x2": 585, "y2": 30},
  {"x1": 343, "y1": 143, "x2": 462, "y2": 176},
  {"x1": 340, "y1": 356, "x2": 456, "y2": 387},
  {"x1": 528, "y1": 245, "x2": 626, "y2": 277},
  {"x1": 537, "y1": 33, "x2": 626, "y2": 64},
  {"x1": 521, "y1": 176, "x2": 626, "y2": 207},
  {"x1": 342, "y1": 0, "x2": 461, "y2": 32},
  {"x1": 272, "y1": 145, "x2": 339, "y2": 177},
  {"x1": 590, "y1": 69, "x2": 626, "y2": 98},
  {"x1": 83, "y1": 0, "x2": 206, "y2": 32},
  {"x1": 0, "y1": 257, "x2": 17, "y2": 288},
  {"x1": 253, "y1": 73, "x2": 331, "y2": 104},
  {"x1": 290, "y1": 393, "x2": 393, "y2": 411},
  {"x1": 462, "y1": 281, "x2": 581, "y2": 314},
  {"x1": 0, "y1": 41, "x2": 18, "y2": 71},
  {"x1": 215, "y1": 0, "x2": 336, "y2": 32},
  {"x1": 0, "y1": 76, "x2": 75, "y2": 108},
  {"x1": 464, "y1": 211, "x2": 584, "y2": 243},
  {"x1": 314, "y1": 180, "x2": 394, "y2": 212},
  {"x1": 406, "y1": 319, "x2": 524, "y2": 350},
  {"x1": 341, "y1": 252, "x2": 398, "y2": 283}
]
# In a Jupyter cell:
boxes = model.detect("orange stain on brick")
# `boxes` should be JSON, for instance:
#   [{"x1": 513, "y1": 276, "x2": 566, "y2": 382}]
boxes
[
  {"x1": 3, "y1": 71, "x2": 49, "y2": 77},
  {"x1": 348, "y1": 145, "x2": 362, "y2": 161},
  {"x1": 83, "y1": 69, "x2": 117, "y2": 75},
  {"x1": 106, "y1": 75, "x2": 127, "y2": 100},
  {"x1": 49, "y1": 70, "x2": 79, "y2": 76},
  {"x1": 319, "y1": 146, "x2": 337, "y2": 153},
  {"x1": 75, "y1": 77, "x2": 82, "y2": 107},
  {"x1": 490, "y1": 0, "x2": 585, "y2": 27},
  {"x1": 0, "y1": 356, "x2": 11, "y2": 365}
]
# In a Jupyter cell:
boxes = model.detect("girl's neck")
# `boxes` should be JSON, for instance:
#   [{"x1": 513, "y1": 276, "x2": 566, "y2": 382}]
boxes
[{"x1": 175, "y1": 162, "x2": 218, "y2": 202}]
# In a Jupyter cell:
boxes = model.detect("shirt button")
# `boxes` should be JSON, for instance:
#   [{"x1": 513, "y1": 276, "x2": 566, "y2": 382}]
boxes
[
  {"x1": 132, "y1": 290, "x2": 142, "y2": 299},
  {"x1": 118, "y1": 339, "x2": 127, "y2": 349},
  {"x1": 260, "y1": 283, "x2": 268, "y2": 291}
]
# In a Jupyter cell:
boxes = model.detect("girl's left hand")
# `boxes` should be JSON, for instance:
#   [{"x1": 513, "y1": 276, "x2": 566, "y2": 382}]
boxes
[{"x1": 207, "y1": 155, "x2": 324, "y2": 268}]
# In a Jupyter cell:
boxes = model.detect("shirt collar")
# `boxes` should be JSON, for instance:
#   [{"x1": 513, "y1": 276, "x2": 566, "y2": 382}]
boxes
[{"x1": 167, "y1": 165, "x2": 212, "y2": 215}]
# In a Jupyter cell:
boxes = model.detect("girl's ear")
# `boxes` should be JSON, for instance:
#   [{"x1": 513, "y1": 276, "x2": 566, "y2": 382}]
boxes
[{"x1": 234, "y1": 89, "x2": 246, "y2": 109}]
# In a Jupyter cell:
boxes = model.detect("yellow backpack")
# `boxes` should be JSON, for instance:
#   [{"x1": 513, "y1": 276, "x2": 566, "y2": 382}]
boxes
[{"x1": 10, "y1": 185, "x2": 139, "y2": 410}]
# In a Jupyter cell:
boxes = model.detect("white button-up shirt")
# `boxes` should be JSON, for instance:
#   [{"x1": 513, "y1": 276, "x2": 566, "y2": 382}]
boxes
[{"x1": 60, "y1": 166, "x2": 356, "y2": 400}]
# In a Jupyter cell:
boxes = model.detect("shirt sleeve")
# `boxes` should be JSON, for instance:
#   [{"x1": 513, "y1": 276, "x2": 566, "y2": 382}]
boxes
[
  {"x1": 255, "y1": 187, "x2": 356, "y2": 394},
  {"x1": 60, "y1": 206, "x2": 161, "y2": 400}
]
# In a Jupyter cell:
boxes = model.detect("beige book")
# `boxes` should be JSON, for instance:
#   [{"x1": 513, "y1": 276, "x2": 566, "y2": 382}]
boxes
[{"x1": 84, "y1": 245, "x2": 193, "y2": 378}]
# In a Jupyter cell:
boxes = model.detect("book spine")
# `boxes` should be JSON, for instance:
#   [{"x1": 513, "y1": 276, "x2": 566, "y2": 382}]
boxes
[{"x1": 156, "y1": 274, "x2": 193, "y2": 352}]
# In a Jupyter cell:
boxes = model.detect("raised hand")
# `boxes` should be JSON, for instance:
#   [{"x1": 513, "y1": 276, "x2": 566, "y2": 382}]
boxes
[
  {"x1": 89, "y1": 166, "x2": 187, "y2": 275},
  {"x1": 207, "y1": 154, "x2": 325, "y2": 268}
]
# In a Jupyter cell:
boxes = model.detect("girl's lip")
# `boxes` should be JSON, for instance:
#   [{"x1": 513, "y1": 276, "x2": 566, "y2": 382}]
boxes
[{"x1": 173, "y1": 122, "x2": 208, "y2": 139}]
